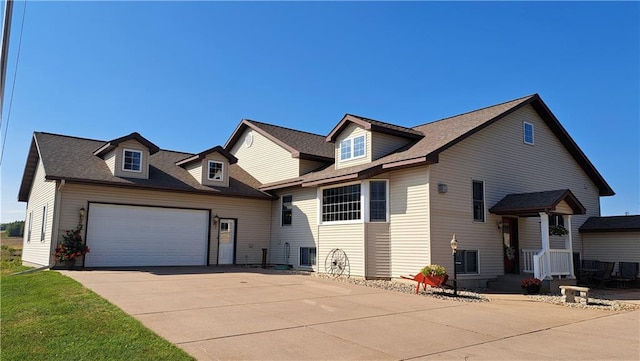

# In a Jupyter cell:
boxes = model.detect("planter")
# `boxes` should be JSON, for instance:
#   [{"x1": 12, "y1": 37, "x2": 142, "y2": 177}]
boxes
[
  {"x1": 63, "y1": 260, "x2": 76, "y2": 270},
  {"x1": 525, "y1": 284, "x2": 540, "y2": 294},
  {"x1": 424, "y1": 274, "x2": 449, "y2": 288}
]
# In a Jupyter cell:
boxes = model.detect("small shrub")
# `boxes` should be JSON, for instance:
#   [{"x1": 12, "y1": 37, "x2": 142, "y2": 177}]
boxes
[
  {"x1": 520, "y1": 277, "x2": 542, "y2": 288},
  {"x1": 53, "y1": 226, "x2": 90, "y2": 262}
]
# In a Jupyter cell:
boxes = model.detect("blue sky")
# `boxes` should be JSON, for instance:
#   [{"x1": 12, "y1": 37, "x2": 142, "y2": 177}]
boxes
[{"x1": 1, "y1": 1, "x2": 638, "y2": 222}]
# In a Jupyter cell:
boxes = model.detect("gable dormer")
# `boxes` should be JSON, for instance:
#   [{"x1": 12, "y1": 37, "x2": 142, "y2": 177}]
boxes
[
  {"x1": 327, "y1": 114, "x2": 423, "y2": 169},
  {"x1": 93, "y1": 132, "x2": 159, "y2": 179},
  {"x1": 176, "y1": 146, "x2": 237, "y2": 187},
  {"x1": 225, "y1": 119, "x2": 333, "y2": 184}
]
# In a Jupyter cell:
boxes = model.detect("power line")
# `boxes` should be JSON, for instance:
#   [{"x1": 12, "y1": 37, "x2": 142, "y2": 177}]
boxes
[
  {"x1": 0, "y1": 0, "x2": 26, "y2": 166},
  {"x1": 0, "y1": 0, "x2": 14, "y2": 121}
]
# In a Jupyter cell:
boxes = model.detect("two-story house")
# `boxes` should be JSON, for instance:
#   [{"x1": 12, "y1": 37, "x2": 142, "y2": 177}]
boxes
[{"x1": 18, "y1": 94, "x2": 615, "y2": 286}]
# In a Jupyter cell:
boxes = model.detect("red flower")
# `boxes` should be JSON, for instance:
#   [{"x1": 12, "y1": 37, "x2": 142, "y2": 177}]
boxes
[
  {"x1": 52, "y1": 224, "x2": 90, "y2": 263},
  {"x1": 520, "y1": 277, "x2": 542, "y2": 288}
]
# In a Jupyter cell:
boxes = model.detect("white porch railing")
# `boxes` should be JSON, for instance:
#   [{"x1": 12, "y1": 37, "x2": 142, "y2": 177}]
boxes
[
  {"x1": 522, "y1": 248, "x2": 573, "y2": 280},
  {"x1": 522, "y1": 249, "x2": 537, "y2": 273}
]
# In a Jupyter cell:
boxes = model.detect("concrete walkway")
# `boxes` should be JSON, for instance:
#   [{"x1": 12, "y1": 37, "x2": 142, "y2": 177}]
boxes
[{"x1": 61, "y1": 267, "x2": 640, "y2": 361}]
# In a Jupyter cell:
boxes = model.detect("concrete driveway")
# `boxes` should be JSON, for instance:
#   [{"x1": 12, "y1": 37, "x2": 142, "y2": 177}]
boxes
[{"x1": 61, "y1": 267, "x2": 639, "y2": 360}]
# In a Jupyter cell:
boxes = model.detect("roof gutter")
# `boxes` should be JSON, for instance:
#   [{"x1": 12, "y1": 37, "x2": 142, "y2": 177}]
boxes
[{"x1": 50, "y1": 179, "x2": 65, "y2": 267}]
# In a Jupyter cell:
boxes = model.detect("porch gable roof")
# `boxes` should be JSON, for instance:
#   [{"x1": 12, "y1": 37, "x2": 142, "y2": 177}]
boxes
[{"x1": 489, "y1": 189, "x2": 586, "y2": 217}]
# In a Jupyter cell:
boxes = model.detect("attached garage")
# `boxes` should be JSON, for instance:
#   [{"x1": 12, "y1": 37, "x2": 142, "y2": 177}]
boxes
[{"x1": 84, "y1": 203, "x2": 210, "y2": 267}]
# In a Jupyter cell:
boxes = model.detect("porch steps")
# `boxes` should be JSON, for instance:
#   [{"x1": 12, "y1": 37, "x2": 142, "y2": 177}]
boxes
[
  {"x1": 486, "y1": 274, "x2": 526, "y2": 293},
  {"x1": 486, "y1": 274, "x2": 578, "y2": 294}
]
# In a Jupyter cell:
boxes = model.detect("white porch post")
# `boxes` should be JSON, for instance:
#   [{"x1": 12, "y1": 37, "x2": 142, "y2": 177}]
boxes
[
  {"x1": 565, "y1": 215, "x2": 575, "y2": 279},
  {"x1": 539, "y1": 212, "x2": 552, "y2": 280}
]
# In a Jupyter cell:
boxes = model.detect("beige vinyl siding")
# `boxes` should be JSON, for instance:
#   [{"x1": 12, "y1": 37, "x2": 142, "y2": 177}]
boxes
[
  {"x1": 59, "y1": 184, "x2": 271, "y2": 265},
  {"x1": 202, "y1": 153, "x2": 230, "y2": 187},
  {"x1": 429, "y1": 104, "x2": 602, "y2": 279},
  {"x1": 388, "y1": 167, "x2": 430, "y2": 278},
  {"x1": 554, "y1": 201, "x2": 574, "y2": 214},
  {"x1": 581, "y1": 232, "x2": 640, "y2": 276},
  {"x1": 113, "y1": 140, "x2": 150, "y2": 179},
  {"x1": 299, "y1": 159, "x2": 327, "y2": 176},
  {"x1": 230, "y1": 129, "x2": 299, "y2": 184},
  {"x1": 22, "y1": 159, "x2": 57, "y2": 266},
  {"x1": 269, "y1": 187, "x2": 319, "y2": 268},
  {"x1": 318, "y1": 223, "x2": 364, "y2": 276},
  {"x1": 335, "y1": 124, "x2": 370, "y2": 169},
  {"x1": 104, "y1": 150, "x2": 116, "y2": 175},
  {"x1": 371, "y1": 132, "x2": 411, "y2": 161},
  {"x1": 365, "y1": 222, "x2": 391, "y2": 279},
  {"x1": 185, "y1": 162, "x2": 203, "y2": 185}
]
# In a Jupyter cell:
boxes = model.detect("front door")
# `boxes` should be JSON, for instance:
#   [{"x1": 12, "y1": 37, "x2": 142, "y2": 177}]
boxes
[
  {"x1": 218, "y1": 219, "x2": 235, "y2": 264},
  {"x1": 502, "y1": 217, "x2": 519, "y2": 274}
]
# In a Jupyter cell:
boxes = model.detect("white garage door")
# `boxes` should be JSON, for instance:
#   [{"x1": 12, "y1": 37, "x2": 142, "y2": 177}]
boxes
[{"x1": 85, "y1": 203, "x2": 209, "y2": 267}]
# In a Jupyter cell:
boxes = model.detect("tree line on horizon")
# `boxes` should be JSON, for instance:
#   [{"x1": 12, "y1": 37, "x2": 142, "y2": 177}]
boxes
[{"x1": 1, "y1": 221, "x2": 25, "y2": 237}]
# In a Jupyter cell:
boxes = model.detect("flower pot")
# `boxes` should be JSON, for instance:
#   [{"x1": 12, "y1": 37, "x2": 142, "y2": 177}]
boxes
[
  {"x1": 525, "y1": 284, "x2": 540, "y2": 294},
  {"x1": 63, "y1": 259, "x2": 76, "y2": 270}
]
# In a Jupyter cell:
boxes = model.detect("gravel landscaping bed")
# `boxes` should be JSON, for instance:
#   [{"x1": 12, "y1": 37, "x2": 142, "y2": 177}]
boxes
[
  {"x1": 274, "y1": 268, "x2": 638, "y2": 310},
  {"x1": 313, "y1": 273, "x2": 490, "y2": 303},
  {"x1": 322, "y1": 273, "x2": 638, "y2": 310},
  {"x1": 527, "y1": 293, "x2": 640, "y2": 311}
]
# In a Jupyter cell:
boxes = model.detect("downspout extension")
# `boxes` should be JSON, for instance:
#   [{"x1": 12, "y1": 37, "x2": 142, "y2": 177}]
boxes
[{"x1": 48, "y1": 179, "x2": 66, "y2": 268}]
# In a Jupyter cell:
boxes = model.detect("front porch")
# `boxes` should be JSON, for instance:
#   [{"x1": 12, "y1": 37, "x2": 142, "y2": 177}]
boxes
[
  {"x1": 522, "y1": 248, "x2": 574, "y2": 279},
  {"x1": 490, "y1": 189, "x2": 587, "y2": 283}
]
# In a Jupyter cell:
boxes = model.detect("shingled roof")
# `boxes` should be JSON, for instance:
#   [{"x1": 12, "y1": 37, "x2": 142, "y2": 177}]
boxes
[
  {"x1": 18, "y1": 132, "x2": 272, "y2": 202},
  {"x1": 489, "y1": 189, "x2": 586, "y2": 217},
  {"x1": 262, "y1": 94, "x2": 614, "y2": 196},
  {"x1": 94, "y1": 132, "x2": 160, "y2": 156},
  {"x1": 225, "y1": 119, "x2": 334, "y2": 162},
  {"x1": 579, "y1": 215, "x2": 640, "y2": 233},
  {"x1": 326, "y1": 114, "x2": 424, "y2": 142}
]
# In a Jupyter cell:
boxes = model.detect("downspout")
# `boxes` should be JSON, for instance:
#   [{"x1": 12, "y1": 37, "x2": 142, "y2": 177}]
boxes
[
  {"x1": 566, "y1": 215, "x2": 575, "y2": 279},
  {"x1": 48, "y1": 179, "x2": 65, "y2": 268}
]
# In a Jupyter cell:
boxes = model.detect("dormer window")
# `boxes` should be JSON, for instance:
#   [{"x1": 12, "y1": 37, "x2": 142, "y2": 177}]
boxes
[
  {"x1": 340, "y1": 135, "x2": 366, "y2": 161},
  {"x1": 123, "y1": 149, "x2": 142, "y2": 172},
  {"x1": 208, "y1": 160, "x2": 224, "y2": 181}
]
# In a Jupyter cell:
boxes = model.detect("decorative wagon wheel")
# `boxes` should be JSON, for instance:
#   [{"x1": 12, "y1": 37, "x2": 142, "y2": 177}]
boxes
[{"x1": 324, "y1": 248, "x2": 350, "y2": 278}]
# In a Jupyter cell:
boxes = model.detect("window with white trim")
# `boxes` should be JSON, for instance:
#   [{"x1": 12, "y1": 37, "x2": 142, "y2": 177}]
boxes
[
  {"x1": 523, "y1": 121, "x2": 534, "y2": 145},
  {"x1": 472, "y1": 180, "x2": 485, "y2": 222},
  {"x1": 27, "y1": 211, "x2": 32, "y2": 243},
  {"x1": 41, "y1": 205, "x2": 47, "y2": 242},
  {"x1": 281, "y1": 195, "x2": 292, "y2": 226},
  {"x1": 208, "y1": 161, "x2": 224, "y2": 181},
  {"x1": 123, "y1": 149, "x2": 142, "y2": 172},
  {"x1": 455, "y1": 250, "x2": 479, "y2": 274},
  {"x1": 339, "y1": 135, "x2": 366, "y2": 161},
  {"x1": 320, "y1": 181, "x2": 389, "y2": 224},
  {"x1": 322, "y1": 184, "x2": 361, "y2": 222},
  {"x1": 549, "y1": 214, "x2": 564, "y2": 227},
  {"x1": 369, "y1": 180, "x2": 387, "y2": 222},
  {"x1": 299, "y1": 247, "x2": 316, "y2": 266}
]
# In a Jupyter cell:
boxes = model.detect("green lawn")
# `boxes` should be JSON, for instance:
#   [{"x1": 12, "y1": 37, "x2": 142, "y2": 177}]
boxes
[{"x1": 1, "y1": 262, "x2": 195, "y2": 361}]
